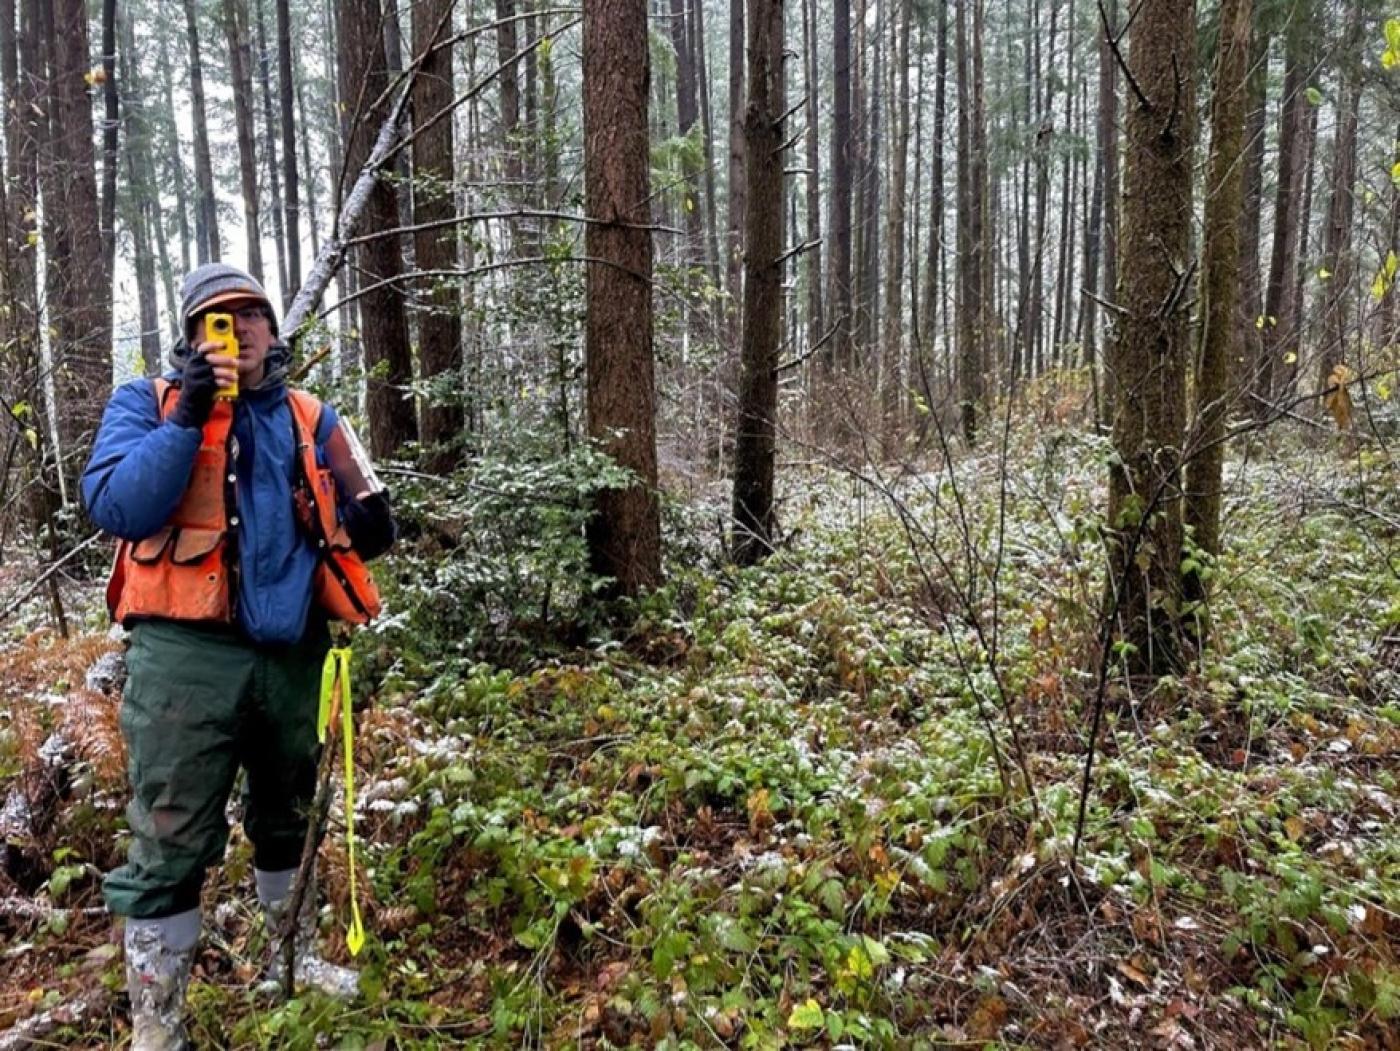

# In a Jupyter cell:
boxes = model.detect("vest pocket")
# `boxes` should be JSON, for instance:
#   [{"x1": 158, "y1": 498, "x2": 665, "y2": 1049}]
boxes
[
  {"x1": 130, "y1": 526, "x2": 174, "y2": 564},
  {"x1": 171, "y1": 527, "x2": 223, "y2": 566}
]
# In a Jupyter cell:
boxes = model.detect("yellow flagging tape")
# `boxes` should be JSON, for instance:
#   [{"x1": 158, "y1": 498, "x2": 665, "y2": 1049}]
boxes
[{"x1": 319, "y1": 647, "x2": 366, "y2": 957}]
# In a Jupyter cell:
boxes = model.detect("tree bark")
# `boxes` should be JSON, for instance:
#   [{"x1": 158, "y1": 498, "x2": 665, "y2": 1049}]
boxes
[
  {"x1": 1316, "y1": 0, "x2": 1363, "y2": 399},
  {"x1": 254, "y1": 0, "x2": 288, "y2": 298},
  {"x1": 827, "y1": 0, "x2": 852, "y2": 368},
  {"x1": 801, "y1": 0, "x2": 822, "y2": 355},
  {"x1": 918, "y1": 0, "x2": 948, "y2": 409},
  {"x1": 1185, "y1": 0, "x2": 1251, "y2": 591},
  {"x1": 158, "y1": 32, "x2": 191, "y2": 279},
  {"x1": 1259, "y1": 10, "x2": 1309, "y2": 415},
  {"x1": 691, "y1": 0, "x2": 722, "y2": 290},
  {"x1": 223, "y1": 0, "x2": 265, "y2": 283},
  {"x1": 726, "y1": 0, "x2": 746, "y2": 348},
  {"x1": 45, "y1": 0, "x2": 111, "y2": 495},
  {"x1": 1237, "y1": 26, "x2": 1267, "y2": 420},
  {"x1": 99, "y1": 0, "x2": 117, "y2": 290},
  {"x1": 583, "y1": 0, "x2": 661, "y2": 595},
  {"x1": 183, "y1": 0, "x2": 220, "y2": 264},
  {"x1": 337, "y1": 0, "x2": 417, "y2": 455},
  {"x1": 955, "y1": 0, "x2": 983, "y2": 443},
  {"x1": 496, "y1": 0, "x2": 522, "y2": 254},
  {"x1": 880, "y1": 0, "x2": 911, "y2": 446},
  {"x1": 277, "y1": 0, "x2": 301, "y2": 299},
  {"x1": 1105, "y1": 0, "x2": 1196, "y2": 679},
  {"x1": 1082, "y1": 0, "x2": 1117, "y2": 421},
  {"x1": 118, "y1": 10, "x2": 161, "y2": 373},
  {"x1": 732, "y1": 0, "x2": 784, "y2": 565},
  {"x1": 412, "y1": 0, "x2": 464, "y2": 472}
]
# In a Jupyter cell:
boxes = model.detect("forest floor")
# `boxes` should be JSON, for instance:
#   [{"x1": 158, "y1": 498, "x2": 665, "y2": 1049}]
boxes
[{"x1": 0, "y1": 424, "x2": 1397, "y2": 1049}]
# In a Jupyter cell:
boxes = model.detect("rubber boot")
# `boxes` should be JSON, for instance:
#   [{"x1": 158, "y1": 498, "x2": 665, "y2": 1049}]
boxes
[
  {"x1": 256, "y1": 868, "x2": 359, "y2": 999},
  {"x1": 124, "y1": 909, "x2": 199, "y2": 1051}
]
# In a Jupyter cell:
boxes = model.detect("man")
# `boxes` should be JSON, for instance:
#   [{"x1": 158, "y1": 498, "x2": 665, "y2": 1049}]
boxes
[{"x1": 83, "y1": 263, "x2": 396, "y2": 1050}]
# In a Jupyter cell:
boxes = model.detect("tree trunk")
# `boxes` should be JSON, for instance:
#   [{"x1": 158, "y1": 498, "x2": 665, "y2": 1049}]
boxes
[
  {"x1": 99, "y1": 0, "x2": 117, "y2": 290},
  {"x1": 801, "y1": 0, "x2": 823, "y2": 355},
  {"x1": 45, "y1": 0, "x2": 111, "y2": 495},
  {"x1": 337, "y1": 0, "x2": 417, "y2": 456},
  {"x1": 296, "y1": 68, "x2": 320, "y2": 256},
  {"x1": 691, "y1": 0, "x2": 722, "y2": 291},
  {"x1": 955, "y1": 0, "x2": 983, "y2": 443},
  {"x1": 412, "y1": 0, "x2": 464, "y2": 472},
  {"x1": 1051, "y1": 0, "x2": 1078, "y2": 359},
  {"x1": 254, "y1": 0, "x2": 287, "y2": 299},
  {"x1": 1082, "y1": 0, "x2": 1117, "y2": 421},
  {"x1": 277, "y1": 0, "x2": 301, "y2": 300},
  {"x1": 496, "y1": 0, "x2": 522, "y2": 254},
  {"x1": 583, "y1": 0, "x2": 661, "y2": 595},
  {"x1": 726, "y1": 0, "x2": 746, "y2": 349},
  {"x1": 2, "y1": 0, "x2": 39, "y2": 394},
  {"x1": 1105, "y1": 0, "x2": 1196, "y2": 679},
  {"x1": 668, "y1": 0, "x2": 702, "y2": 269},
  {"x1": 731, "y1": 0, "x2": 784, "y2": 565},
  {"x1": 1185, "y1": 0, "x2": 1250, "y2": 595},
  {"x1": 1237, "y1": 27, "x2": 1267, "y2": 418},
  {"x1": 1316, "y1": 0, "x2": 1363, "y2": 399},
  {"x1": 183, "y1": 0, "x2": 220, "y2": 264},
  {"x1": 223, "y1": 0, "x2": 264, "y2": 283},
  {"x1": 828, "y1": 0, "x2": 852, "y2": 368},
  {"x1": 118, "y1": 10, "x2": 161, "y2": 373},
  {"x1": 853, "y1": 0, "x2": 880, "y2": 364},
  {"x1": 158, "y1": 32, "x2": 191, "y2": 279},
  {"x1": 880, "y1": 0, "x2": 911, "y2": 447},
  {"x1": 1259, "y1": 11, "x2": 1308, "y2": 415},
  {"x1": 918, "y1": 0, "x2": 948, "y2": 408}
]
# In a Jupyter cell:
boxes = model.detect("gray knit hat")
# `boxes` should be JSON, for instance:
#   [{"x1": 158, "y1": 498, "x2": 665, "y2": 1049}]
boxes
[{"x1": 179, "y1": 263, "x2": 277, "y2": 340}]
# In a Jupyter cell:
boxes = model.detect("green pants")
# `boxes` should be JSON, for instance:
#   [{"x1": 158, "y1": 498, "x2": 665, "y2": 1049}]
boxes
[{"x1": 104, "y1": 619, "x2": 328, "y2": 919}]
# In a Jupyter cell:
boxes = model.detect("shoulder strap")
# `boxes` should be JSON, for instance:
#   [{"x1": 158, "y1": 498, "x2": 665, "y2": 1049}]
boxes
[
  {"x1": 151, "y1": 378, "x2": 178, "y2": 419},
  {"x1": 286, "y1": 389, "x2": 326, "y2": 446}
]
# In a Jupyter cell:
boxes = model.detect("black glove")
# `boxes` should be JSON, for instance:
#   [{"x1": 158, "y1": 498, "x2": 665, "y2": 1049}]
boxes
[
  {"x1": 342, "y1": 491, "x2": 396, "y2": 561},
  {"x1": 168, "y1": 351, "x2": 219, "y2": 430}
]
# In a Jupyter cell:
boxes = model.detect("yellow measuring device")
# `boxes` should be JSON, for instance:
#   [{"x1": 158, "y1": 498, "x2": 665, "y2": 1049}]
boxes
[
  {"x1": 206, "y1": 312, "x2": 240, "y2": 400},
  {"x1": 319, "y1": 646, "x2": 366, "y2": 956}
]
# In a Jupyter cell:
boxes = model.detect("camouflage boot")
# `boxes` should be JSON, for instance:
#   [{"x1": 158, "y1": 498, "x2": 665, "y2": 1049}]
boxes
[
  {"x1": 124, "y1": 909, "x2": 199, "y2": 1051},
  {"x1": 255, "y1": 868, "x2": 358, "y2": 1000}
]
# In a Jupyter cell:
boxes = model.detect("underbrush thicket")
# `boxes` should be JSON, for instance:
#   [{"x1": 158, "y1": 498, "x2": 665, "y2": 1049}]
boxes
[{"x1": 0, "y1": 423, "x2": 1396, "y2": 1049}]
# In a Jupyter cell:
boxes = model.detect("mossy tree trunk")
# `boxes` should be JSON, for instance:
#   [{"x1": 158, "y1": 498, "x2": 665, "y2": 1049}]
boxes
[
  {"x1": 1184, "y1": 0, "x2": 1251, "y2": 609},
  {"x1": 1105, "y1": 0, "x2": 1196, "y2": 679}
]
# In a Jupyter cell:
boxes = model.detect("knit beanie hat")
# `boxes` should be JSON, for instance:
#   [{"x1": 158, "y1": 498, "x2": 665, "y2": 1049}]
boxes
[{"x1": 179, "y1": 263, "x2": 278, "y2": 340}]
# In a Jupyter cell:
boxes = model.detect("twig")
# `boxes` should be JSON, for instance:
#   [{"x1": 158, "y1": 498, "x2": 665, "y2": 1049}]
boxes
[
  {"x1": 0, "y1": 531, "x2": 103, "y2": 626},
  {"x1": 1097, "y1": 0, "x2": 1150, "y2": 110},
  {"x1": 342, "y1": 208, "x2": 682, "y2": 249}
]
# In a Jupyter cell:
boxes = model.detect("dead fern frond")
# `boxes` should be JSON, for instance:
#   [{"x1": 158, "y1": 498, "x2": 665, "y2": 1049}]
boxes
[{"x1": 58, "y1": 688, "x2": 126, "y2": 787}]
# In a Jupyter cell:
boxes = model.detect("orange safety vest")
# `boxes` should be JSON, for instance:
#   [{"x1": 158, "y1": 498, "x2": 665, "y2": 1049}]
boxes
[{"x1": 105, "y1": 380, "x2": 382, "y2": 627}]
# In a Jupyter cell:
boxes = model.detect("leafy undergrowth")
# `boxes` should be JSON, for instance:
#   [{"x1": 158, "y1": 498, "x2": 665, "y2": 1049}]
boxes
[{"x1": 0, "y1": 429, "x2": 1397, "y2": 1049}]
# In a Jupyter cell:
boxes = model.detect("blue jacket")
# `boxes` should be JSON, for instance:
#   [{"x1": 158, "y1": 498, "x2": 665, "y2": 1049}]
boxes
[{"x1": 82, "y1": 375, "x2": 342, "y2": 644}]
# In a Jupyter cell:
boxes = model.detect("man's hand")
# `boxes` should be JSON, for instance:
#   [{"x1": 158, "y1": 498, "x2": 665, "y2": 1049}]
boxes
[
  {"x1": 342, "y1": 491, "x2": 396, "y2": 561},
  {"x1": 168, "y1": 348, "x2": 236, "y2": 429}
]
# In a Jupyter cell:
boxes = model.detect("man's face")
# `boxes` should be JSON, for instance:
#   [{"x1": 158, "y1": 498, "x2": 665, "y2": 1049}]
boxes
[{"x1": 193, "y1": 299, "x2": 275, "y2": 384}]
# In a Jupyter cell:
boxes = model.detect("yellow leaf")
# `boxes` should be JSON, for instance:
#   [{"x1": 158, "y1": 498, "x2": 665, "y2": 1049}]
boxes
[
  {"x1": 1378, "y1": 378, "x2": 1393, "y2": 401},
  {"x1": 1284, "y1": 816, "x2": 1305, "y2": 842},
  {"x1": 1317, "y1": 267, "x2": 1332, "y2": 280},
  {"x1": 1391, "y1": 161, "x2": 1400, "y2": 186},
  {"x1": 1372, "y1": 269, "x2": 1389, "y2": 301},
  {"x1": 1284, "y1": 351, "x2": 1297, "y2": 364},
  {"x1": 1254, "y1": 315, "x2": 1265, "y2": 330}
]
